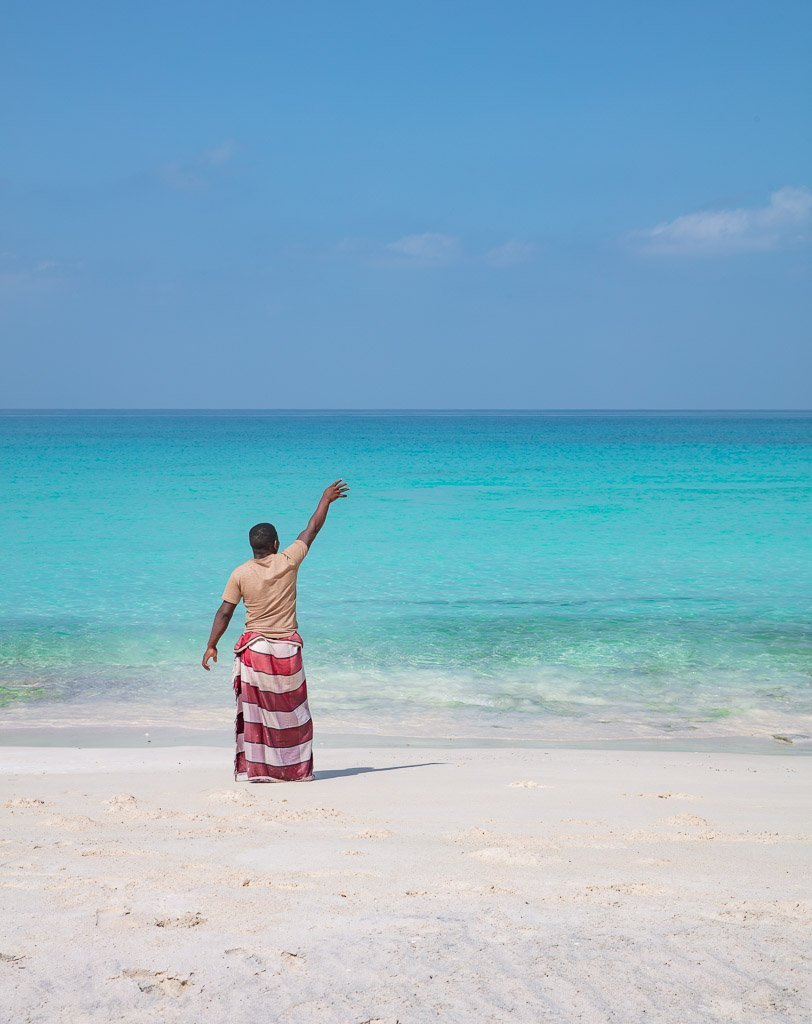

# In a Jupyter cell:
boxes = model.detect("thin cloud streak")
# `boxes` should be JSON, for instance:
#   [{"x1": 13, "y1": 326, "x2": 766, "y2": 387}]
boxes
[
  {"x1": 159, "y1": 139, "x2": 236, "y2": 191},
  {"x1": 485, "y1": 240, "x2": 537, "y2": 267},
  {"x1": 0, "y1": 253, "x2": 65, "y2": 298},
  {"x1": 202, "y1": 139, "x2": 236, "y2": 166},
  {"x1": 385, "y1": 232, "x2": 460, "y2": 265}
]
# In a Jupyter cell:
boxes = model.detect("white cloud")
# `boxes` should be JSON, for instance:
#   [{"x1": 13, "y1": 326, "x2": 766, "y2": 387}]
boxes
[
  {"x1": 0, "y1": 254, "x2": 63, "y2": 297},
  {"x1": 485, "y1": 240, "x2": 536, "y2": 267},
  {"x1": 385, "y1": 232, "x2": 459, "y2": 264},
  {"x1": 633, "y1": 186, "x2": 812, "y2": 254},
  {"x1": 202, "y1": 139, "x2": 236, "y2": 166},
  {"x1": 159, "y1": 139, "x2": 236, "y2": 191},
  {"x1": 159, "y1": 162, "x2": 206, "y2": 191}
]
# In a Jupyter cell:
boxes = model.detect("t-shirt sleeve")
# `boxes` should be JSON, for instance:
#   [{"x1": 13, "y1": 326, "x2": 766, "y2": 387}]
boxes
[
  {"x1": 222, "y1": 569, "x2": 243, "y2": 605},
  {"x1": 280, "y1": 538, "x2": 309, "y2": 568}
]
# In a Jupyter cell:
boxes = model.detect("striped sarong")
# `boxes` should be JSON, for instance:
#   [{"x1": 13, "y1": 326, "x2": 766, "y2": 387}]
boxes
[{"x1": 232, "y1": 630, "x2": 314, "y2": 782}]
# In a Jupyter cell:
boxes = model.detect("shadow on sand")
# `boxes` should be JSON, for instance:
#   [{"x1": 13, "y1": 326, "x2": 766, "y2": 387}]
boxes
[{"x1": 314, "y1": 761, "x2": 445, "y2": 781}]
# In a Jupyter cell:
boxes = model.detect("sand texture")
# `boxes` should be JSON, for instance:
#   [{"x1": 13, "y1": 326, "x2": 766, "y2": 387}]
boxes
[{"x1": 0, "y1": 745, "x2": 809, "y2": 1023}]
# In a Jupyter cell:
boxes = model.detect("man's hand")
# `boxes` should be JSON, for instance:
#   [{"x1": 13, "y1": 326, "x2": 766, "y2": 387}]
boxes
[
  {"x1": 202, "y1": 601, "x2": 236, "y2": 671},
  {"x1": 298, "y1": 479, "x2": 350, "y2": 547},
  {"x1": 323, "y1": 479, "x2": 350, "y2": 504}
]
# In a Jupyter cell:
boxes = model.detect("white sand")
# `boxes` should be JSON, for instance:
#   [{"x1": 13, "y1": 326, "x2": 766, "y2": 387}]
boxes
[{"x1": 0, "y1": 744, "x2": 809, "y2": 1023}]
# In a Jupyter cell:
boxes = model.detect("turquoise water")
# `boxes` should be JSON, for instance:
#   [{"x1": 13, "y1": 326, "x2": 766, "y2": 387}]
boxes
[{"x1": 1, "y1": 411, "x2": 810, "y2": 743}]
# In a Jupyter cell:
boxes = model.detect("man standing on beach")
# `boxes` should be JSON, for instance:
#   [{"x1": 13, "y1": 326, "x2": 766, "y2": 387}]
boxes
[{"x1": 202, "y1": 480, "x2": 350, "y2": 782}]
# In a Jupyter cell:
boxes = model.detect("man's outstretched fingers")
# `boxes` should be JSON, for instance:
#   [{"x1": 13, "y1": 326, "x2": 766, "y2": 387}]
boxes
[{"x1": 326, "y1": 479, "x2": 350, "y2": 501}]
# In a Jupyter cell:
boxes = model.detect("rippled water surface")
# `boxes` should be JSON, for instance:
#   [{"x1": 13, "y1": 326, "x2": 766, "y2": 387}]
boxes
[{"x1": 1, "y1": 411, "x2": 810, "y2": 744}]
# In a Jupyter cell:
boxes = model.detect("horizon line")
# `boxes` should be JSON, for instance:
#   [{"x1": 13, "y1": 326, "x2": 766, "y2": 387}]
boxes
[
  {"x1": 1, "y1": 407, "x2": 811, "y2": 415},
  {"x1": 1, "y1": 405, "x2": 810, "y2": 417}
]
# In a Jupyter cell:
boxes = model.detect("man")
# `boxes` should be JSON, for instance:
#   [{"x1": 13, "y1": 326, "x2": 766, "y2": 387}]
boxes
[{"x1": 202, "y1": 480, "x2": 350, "y2": 782}]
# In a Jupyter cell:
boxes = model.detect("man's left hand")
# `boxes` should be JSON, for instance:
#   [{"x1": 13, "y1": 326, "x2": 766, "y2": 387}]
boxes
[{"x1": 202, "y1": 646, "x2": 218, "y2": 671}]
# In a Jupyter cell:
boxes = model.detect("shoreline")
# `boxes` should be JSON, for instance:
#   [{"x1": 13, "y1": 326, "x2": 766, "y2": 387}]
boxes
[{"x1": 0, "y1": 726, "x2": 810, "y2": 756}]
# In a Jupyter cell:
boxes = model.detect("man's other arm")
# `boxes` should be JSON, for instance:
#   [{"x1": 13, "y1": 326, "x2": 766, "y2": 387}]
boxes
[
  {"x1": 202, "y1": 600, "x2": 237, "y2": 670},
  {"x1": 297, "y1": 479, "x2": 350, "y2": 549}
]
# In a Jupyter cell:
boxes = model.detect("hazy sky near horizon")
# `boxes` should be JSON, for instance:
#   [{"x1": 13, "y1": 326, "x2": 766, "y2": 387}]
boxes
[{"x1": 1, "y1": 1, "x2": 810, "y2": 408}]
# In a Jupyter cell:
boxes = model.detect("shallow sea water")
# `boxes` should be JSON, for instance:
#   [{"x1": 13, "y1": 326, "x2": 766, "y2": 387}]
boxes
[{"x1": 1, "y1": 411, "x2": 810, "y2": 745}]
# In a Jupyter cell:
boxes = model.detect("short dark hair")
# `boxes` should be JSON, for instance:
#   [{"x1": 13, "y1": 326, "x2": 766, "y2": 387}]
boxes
[{"x1": 249, "y1": 522, "x2": 278, "y2": 553}]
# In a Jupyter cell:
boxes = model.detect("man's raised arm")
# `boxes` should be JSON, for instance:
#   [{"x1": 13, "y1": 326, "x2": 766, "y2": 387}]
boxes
[{"x1": 298, "y1": 479, "x2": 350, "y2": 548}]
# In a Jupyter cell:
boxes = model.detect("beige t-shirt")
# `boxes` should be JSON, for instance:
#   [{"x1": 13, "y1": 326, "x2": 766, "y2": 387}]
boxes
[{"x1": 222, "y1": 539, "x2": 309, "y2": 637}]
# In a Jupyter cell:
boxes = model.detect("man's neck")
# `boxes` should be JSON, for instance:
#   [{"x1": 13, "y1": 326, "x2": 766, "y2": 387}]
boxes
[{"x1": 252, "y1": 548, "x2": 275, "y2": 559}]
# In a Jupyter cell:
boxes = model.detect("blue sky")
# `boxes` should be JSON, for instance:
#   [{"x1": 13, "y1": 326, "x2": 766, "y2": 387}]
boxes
[{"x1": 1, "y1": 1, "x2": 810, "y2": 408}]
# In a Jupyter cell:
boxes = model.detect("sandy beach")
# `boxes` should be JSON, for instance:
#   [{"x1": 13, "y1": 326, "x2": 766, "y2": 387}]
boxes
[{"x1": 1, "y1": 743, "x2": 809, "y2": 1023}]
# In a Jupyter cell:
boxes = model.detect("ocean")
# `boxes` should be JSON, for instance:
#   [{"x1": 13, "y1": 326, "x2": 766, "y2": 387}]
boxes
[{"x1": 1, "y1": 411, "x2": 810, "y2": 747}]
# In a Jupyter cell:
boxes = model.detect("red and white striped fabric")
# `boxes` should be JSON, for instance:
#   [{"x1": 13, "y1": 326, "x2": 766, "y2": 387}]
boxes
[{"x1": 232, "y1": 630, "x2": 314, "y2": 782}]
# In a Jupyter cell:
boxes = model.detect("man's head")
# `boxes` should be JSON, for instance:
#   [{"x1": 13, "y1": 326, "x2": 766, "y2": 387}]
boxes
[{"x1": 249, "y1": 522, "x2": 279, "y2": 556}]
